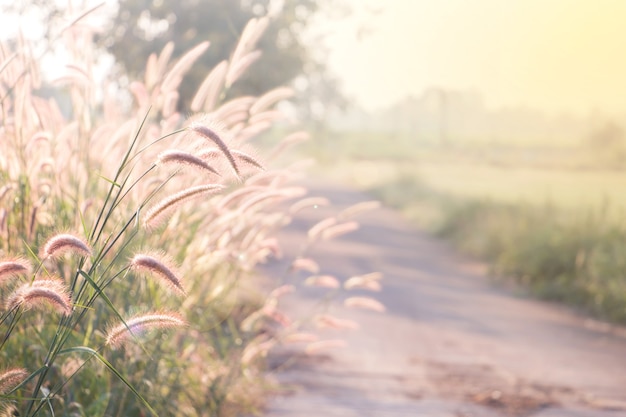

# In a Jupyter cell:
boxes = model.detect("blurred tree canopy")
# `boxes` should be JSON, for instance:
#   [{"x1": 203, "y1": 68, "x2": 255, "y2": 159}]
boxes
[
  {"x1": 101, "y1": 0, "x2": 347, "y2": 116},
  {"x1": 1, "y1": 0, "x2": 348, "y2": 119}
]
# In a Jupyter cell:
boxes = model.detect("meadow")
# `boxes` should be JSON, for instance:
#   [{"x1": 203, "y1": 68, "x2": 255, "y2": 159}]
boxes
[{"x1": 310, "y1": 128, "x2": 626, "y2": 323}]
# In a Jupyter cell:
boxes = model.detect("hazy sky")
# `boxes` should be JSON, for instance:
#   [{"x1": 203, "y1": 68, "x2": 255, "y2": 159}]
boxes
[{"x1": 322, "y1": 0, "x2": 626, "y2": 115}]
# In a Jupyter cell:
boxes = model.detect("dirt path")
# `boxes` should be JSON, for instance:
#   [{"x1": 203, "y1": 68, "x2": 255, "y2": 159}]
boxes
[{"x1": 261, "y1": 182, "x2": 626, "y2": 417}]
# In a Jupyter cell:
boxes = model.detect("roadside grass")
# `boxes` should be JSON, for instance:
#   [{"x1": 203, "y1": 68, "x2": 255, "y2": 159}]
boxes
[
  {"x1": 0, "y1": 10, "x2": 386, "y2": 416},
  {"x1": 309, "y1": 128, "x2": 626, "y2": 323}
]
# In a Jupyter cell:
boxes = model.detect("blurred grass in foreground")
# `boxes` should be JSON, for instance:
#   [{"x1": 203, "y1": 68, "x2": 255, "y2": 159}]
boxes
[{"x1": 306, "y1": 129, "x2": 626, "y2": 323}]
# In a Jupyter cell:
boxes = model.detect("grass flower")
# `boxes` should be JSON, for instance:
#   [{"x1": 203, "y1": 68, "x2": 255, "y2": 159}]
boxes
[
  {"x1": 144, "y1": 184, "x2": 224, "y2": 228},
  {"x1": 106, "y1": 312, "x2": 187, "y2": 348},
  {"x1": 314, "y1": 314, "x2": 359, "y2": 330},
  {"x1": 0, "y1": 257, "x2": 31, "y2": 284},
  {"x1": 344, "y1": 296, "x2": 386, "y2": 313},
  {"x1": 249, "y1": 86, "x2": 294, "y2": 115},
  {"x1": 40, "y1": 233, "x2": 92, "y2": 259},
  {"x1": 307, "y1": 217, "x2": 337, "y2": 240},
  {"x1": 6, "y1": 278, "x2": 72, "y2": 315},
  {"x1": 156, "y1": 150, "x2": 221, "y2": 176},
  {"x1": 304, "y1": 275, "x2": 340, "y2": 289},
  {"x1": 344, "y1": 272, "x2": 383, "y2": 292},
  {"x1": 130, "y1": 253, "x2": 186, "y2": 296},
  {"x1": 290, "y1": 257, "x2": 320, "y2": 274},
  {"x1": 321, "y1": 221, "x2": 360, "y2": 240},
  {"x1": 188, "y1": 122, "x2": 239, "y2": 176},
  {"x1": 240, "y1": 336, "x2": 275, "y2": 365},
  {"x1": 0, "y1": 368, "x2": 28, "y2": 394}
]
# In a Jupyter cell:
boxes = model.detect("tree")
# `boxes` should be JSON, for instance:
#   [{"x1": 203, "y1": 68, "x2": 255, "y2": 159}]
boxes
[{"x1": 100, "y1": 0, "x2": 346, "y2": 115}]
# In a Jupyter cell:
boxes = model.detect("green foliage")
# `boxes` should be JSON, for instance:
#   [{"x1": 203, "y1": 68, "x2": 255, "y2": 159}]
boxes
[
  {"x1": 436, "y1": 200, "x2": 626, "y2": 322},
  {"x1": 102, "y1": 0, "x2": 346, "y2": 114}
]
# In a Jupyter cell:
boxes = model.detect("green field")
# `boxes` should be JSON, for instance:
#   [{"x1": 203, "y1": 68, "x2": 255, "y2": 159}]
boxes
[{"x1": 309, "y1": 129, "x2": 626, "y2": 323}]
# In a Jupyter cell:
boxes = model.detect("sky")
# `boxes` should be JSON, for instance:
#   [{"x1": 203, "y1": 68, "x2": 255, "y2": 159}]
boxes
[{"x1": 320, "y1": 0, "x2": 626, "y2": 116}]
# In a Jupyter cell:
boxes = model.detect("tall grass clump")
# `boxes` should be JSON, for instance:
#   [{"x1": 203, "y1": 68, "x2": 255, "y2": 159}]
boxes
[
  {"x1": 0, "y1": 5, "x2": 384, "y2": 416},
  {"x1": 437, "y1": 200, "x2": 626, "y2": 322}
]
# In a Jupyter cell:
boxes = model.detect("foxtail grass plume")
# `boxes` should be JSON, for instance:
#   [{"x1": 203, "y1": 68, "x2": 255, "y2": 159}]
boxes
[
  {"x1": 144, "y1": 184, "x2": 224, "y2": 228},
  {"x1": 106, "y1": 312, "x2": 187, "y2": 348},
  {"x1": 211, "y1": 96, "x2": 256, "y2": 121},
  {"x1": 321, "y1": 221, "x2": 359, "y2": 240},
  {"x1": 305, "y1": 339, "x2": 347, "y2": 354},
  {"x1": 0, "y1": 367, "x2": 28, "y2": 394},
  {"x1": 268, "y1": 284, "x2": 295, "y2": 299},
  {"x1": 0, "y1": 257, "x2": 31, "y2": 284},
  {"x1": 130, "y1": 253, "x2": 186, "y2": 296},
  {"x1": 344, "y1": 296, "x2": 386, "y2": 313},
  {"x1": 234, "y1": 17, "x2": 269, "y2": 62},
  {"x1": 307, "y1": 217, "x2": 337, "y2": 240},
  {"x1": 40, "y1": 233, "x2": 92, "y2": 259},
  {"x1": 304, "y1": 275, "x2": 340, "y2": 289},
  {"x1": 190, "y1": 60, "x2": 228, "y2": 112},
  {"x1": 262, "y1": 305, "x2": 291, "y2": 327},
  {"x1": 161, "y1": 41, "x2": 210, "y2": 93},
  {"x1": 231, "y1": 149, "x2": 264, "y2": 171},
  {"x1": 156, "y1": 149, "x2": 221, "y2": 176},
  {"x1": 241, "y1": 336, "x2": 275, "y2": 365},
  {"x1": 290, "y1": 257, "x2": 320, "y2": 274},
  {"x1": 214, "y1": 185, "x2": 265, "y2": 212},
  {"x1": 226, "y1": 50, "x2": 262, "y2": 87},
  {"x1": 6, "y1": 278, "x2": 72, "y2": 315},
  {"x1": 188, "y1": 122, "x2": 239, "y2": 176},
  {"x1": 344, "y1": 272, "x2": 383, "y2": 292},
  {"x1": 249, "y1": 86, "x2": 294, "y2": 115},
  {"x1": 314, "y1": 314, "x2": 360, "y2": 330}
]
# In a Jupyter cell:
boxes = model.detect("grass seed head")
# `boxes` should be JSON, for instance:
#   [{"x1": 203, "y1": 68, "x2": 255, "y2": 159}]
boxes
[
  {"x1": 130, "y1": 253, "x2": 186, "y2": 296},
  {"x1": 0, "y1": 257, "x2": 31, "y2": 285},
  {"x1": 0, "y1": 367, "x2": 28, "y2": 394},
  {"x1": 344, "y1": 296, "x2": 386, "y2": 313},
  {"x1": 6, "y1": 278, "x2": 72, "y2": 315},
  {"x1": 106, "y1": 312, "x2": 187, "y2": 348},
  {"x1": 40, "y1": 233, "x2": 91, "y2": 259},
  {"x1": 188, "y1": 122, "x2": 239, "y2": 176},
  {"x1": 157, "y1": 149, "x2": 221, "y2": 176},
  {"x1": 144, "y1": 184, "x2": 225, "y2": 228}
]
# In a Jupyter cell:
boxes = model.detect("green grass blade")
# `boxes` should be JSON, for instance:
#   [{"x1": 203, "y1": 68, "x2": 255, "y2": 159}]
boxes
[{"x1": 59, "y1": 346, "x2": 159, "y2": 416}]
